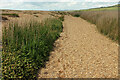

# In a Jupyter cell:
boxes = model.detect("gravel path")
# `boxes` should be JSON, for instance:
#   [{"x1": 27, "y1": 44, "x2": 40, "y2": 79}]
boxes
[{"x1": 38, "y1": 15, "x2": 118, "y2": 78}]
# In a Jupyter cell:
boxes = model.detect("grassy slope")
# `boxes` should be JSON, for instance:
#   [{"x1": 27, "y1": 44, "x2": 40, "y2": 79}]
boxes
[{"x1": 77, "y1": 4, "x2": 118, "y2": 11}]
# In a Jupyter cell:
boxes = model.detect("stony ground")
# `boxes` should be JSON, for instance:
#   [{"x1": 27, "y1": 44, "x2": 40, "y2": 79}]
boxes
[{"x1": 38, "y1": 15, "x2": 118, "y2": 78}]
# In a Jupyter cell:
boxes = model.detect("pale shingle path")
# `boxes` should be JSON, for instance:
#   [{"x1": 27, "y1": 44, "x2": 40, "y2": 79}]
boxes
[{"x1": 39, "y1": 15, "x2": 118, "y2": 78}]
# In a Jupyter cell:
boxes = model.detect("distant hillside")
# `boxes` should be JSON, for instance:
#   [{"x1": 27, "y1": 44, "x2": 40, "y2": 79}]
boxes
[{"x1": 77, "y1": 4, "x2": 119, "y2": 11}]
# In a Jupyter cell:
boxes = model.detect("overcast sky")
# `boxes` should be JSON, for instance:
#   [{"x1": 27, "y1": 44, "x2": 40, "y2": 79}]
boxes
[{"x1": 0, "y1": 0, "x2": 119, "y2": 10}]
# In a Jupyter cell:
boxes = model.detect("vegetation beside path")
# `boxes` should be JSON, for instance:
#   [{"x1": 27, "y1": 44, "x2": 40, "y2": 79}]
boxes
[{"x1": 2, "y1": 17, "x2": 63, "y2": 79}]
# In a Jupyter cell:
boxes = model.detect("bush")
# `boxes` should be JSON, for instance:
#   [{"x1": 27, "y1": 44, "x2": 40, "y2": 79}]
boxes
[
  {"x1": 2, "y1": 13, "x2": 19, "y2": 17},
  {"x1": 34, "y1": 15, "x2": 39, "y2": 17},
  {"x1": 73, "y1": 14, "x2": 80, "y2": 17},
  {"x1": 58, "y1": 16, "x2": 64, "y2": 21},
  {"x1": 1, "y1": 16, "x2": 8, "y2": 21},
  {"x1": 2, "y1": 18, "x2": 63, "y2": 79}
]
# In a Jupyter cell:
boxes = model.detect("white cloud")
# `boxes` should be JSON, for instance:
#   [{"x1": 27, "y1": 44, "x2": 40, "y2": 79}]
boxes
[
  {"x1": 85, "y1": 0, "x2": 119, "y2": 2},
  {"x1": 0, "y1": 2, "x2": 24, "y2": 9},
  {"x1": 82, "y1": 3, "x2": 85, "y2": 6},
  {"x1": 67, "y1": 2, "x2": 77, "y2": 6},
  {"x1": 0, "y1": 0, "x2": 119, "y2": 2},
  {"x1": 94, "y1": 4, "x2": 107, "y2": 7},
  {"x1": 81, "y1": 2, "x2": 89, "y2": 8},
  {"x1": 94, "y1": 2, "x2": 118, "y2": 8},
  {"x1": 0, "y1": 0, "x2": 82, "y2": 2},
  {"x1": 1, "y1": 0, "x2": 74, "y2": 2},
  {"x1": 0, "y1": 1, "x2": 118, "y2": 10}
]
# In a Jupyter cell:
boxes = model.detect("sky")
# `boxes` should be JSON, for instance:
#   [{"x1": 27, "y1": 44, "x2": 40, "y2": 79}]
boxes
[{"x1": 0, "y1": 0, "x2": 119, "y2": 10}]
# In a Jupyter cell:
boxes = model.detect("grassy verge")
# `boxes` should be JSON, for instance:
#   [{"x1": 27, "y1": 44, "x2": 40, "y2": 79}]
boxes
[
  {"x1": 2, "y1": 18, "x2": 63, "y2": 79},
  {"x1": 70, "y1": 10, "x2": 118, "y2": 42}
]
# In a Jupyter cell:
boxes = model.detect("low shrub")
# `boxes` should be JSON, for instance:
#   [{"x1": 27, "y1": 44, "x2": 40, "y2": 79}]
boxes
[
  {"x1": 2, "y1": 16, "x2": 8, "y2": 21},
  {"x1": 34, "y1": 15, "x2": 39, "y2": 17},
  {"x1": 2, "y1": 13, "x2": 19, "y2": 17},
  {"x1": 58, "y1": 15, "x2": 64, "y2": 21},
  {"x1": 73, "y1": 14, "x2": 80, "y2": 17}
]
